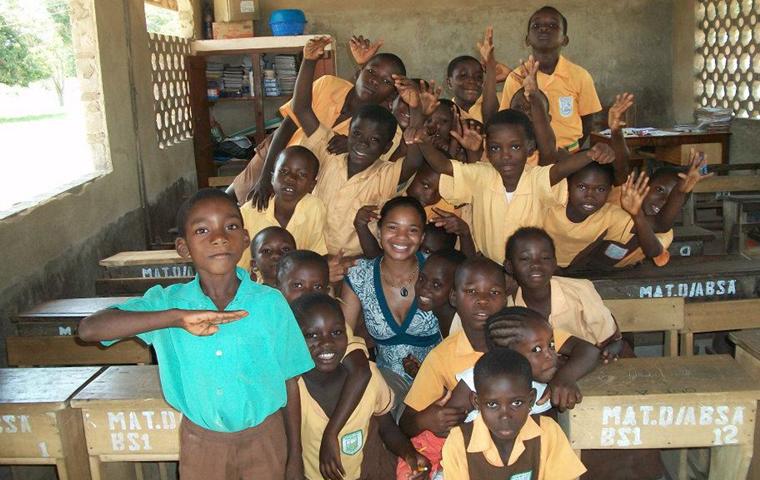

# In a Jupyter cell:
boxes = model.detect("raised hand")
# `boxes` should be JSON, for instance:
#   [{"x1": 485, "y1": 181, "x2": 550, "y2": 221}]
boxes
[
  {"x1": 249, "y1": 176, "x2": 274, "y2": 211},
  {"x1": 304, "y1": 36, "x2": 332, "y2": 61},
  {"x1": 450, "y1": 119, "x2": 484, "y2": 152},
  {"x1": 545, "y1": 375, "x2": 583, "y2": 411},
  {"x1": 403, "y1": 125, "x2": 431, "y2": 145},
  {"x1": 403, "y1": 451, "x2": 432, "y2": 480},
  {"x1": 418, "y1": 80, "x2": 442, "y2": 117},
  {"x1": 586, "y1": 143, "x2": 616, "y2": 164},
  {"x1": 353, "y1": 204, "x2": 380, "y2": 228},
  {"x1": 608, "y1": 93, "x2": 635, "y2": 133},
  {"x1": 327, "y1": 134, "x2": 348, "y2": 155},
  {"x1": 348, "y1": 35, "x2": 383, "y2": 65},
  {"x1": 432, "y1": 208, "x2": 470, "y2": 237},
  {"x1": 477, "y1": 26, "x2": 496, "y2": 67},
  {"x1": 178, "y1": 310, "x2": 248, "y2": 336},
  {"x1": 521, "y1": 56, "x2": 540, "y2": 100},
  {"x1": 417, "y1": 390, "x2": 468, "y2": 437},
  {"x1": 393, "y1": 75, "x2": 421, "y2": 109},
  {"x1": 620, "y1": 172, "x2": 650, "y2": 217},
  {"x1": 678, "y1": 148, "x2": 714, "y2": 193},
  {"x1": 327, "y1": 249, "x2": 358, "y2": 284}
]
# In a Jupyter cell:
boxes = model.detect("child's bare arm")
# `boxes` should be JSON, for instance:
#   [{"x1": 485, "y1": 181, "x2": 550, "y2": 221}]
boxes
[
  {"x1": 407, "y1": 127, "x2": 455, "y2": 177},
  {"x1": 284, "y1": 377, "x2": 306, "y2": 479},
  {"x1": 519, "y1": 56, "x2": 558, "y2": 165},
  {"x1": 654, "y1": 149, "x2": 713, "y2": 232},
  {"x1": 580, "y1": 114, "x2": 595, "y2": 149},
  {"x1": 78, "y1": 308, "x2": 248, "y2": 342},
  {"x1": 608, "y1": 93, "x2": 634, "y2": 186},
  {"x1": 621, "y1": 173, "x2": 663, "y2": 259},
  {"x1": 549, "y1": 143, "x2": 616, "y2": 186},
  {"x1": 320, "y1": 351, "x2": 371, "y2": 480},
  {"x1": 545, "y1": 335, "x2": 600, "y2": 411},
  {"x1": 394, "y1": 76, "x2": 426, "y2": 182},
  {"x1": 399, "y1": 393, "x2": 467, "y2": 438},
  {"x1": 378, "y1": 413, "x2": 431, "y2": 479},
  {"x1": 292, "y1": 37, "x2": 332, "y2": 137},
  {"x1": 478, "y1": 26, "x2": 499, "y2": 125},
  {"x1": 354, "y1": 205, "x2": 382, "y2": 258},
  {"x1": 450, "y1": 118, "x2": 484, "y2": 165},
  {"x1": 431, "y1": 208, "x2": 477, "y2": 258}
]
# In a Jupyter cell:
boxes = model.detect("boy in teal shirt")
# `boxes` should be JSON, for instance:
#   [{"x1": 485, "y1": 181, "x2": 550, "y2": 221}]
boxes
[{"x1": 79, "y1": 188, "x2": 314, "y2": 480}]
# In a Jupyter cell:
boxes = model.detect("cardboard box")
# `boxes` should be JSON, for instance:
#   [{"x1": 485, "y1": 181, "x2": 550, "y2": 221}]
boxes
[
  {"x1": 212, "y1": 20, "x2": 254, "y2": 39},
  {"x1": 214, "y1": 0, "x2": 259, "y2": 22}
]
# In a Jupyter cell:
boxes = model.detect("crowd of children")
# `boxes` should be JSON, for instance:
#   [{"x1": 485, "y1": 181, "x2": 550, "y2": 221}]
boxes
[{"x1": 81, "y1": 5, "x2": 716, "y2": 479}]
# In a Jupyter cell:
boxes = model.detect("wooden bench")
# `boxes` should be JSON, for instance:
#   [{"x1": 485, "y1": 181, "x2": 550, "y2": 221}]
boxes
[
  {"x1": 729, "y1": 329, "x2": 760, "y2": 480},
  {"x1": 6, "y1": 297, "x2": 152, "y2": 367},
  {"x1": 100, "y1": 250, "x2": 194, "y2": 280},
  {"x1": 559, "y1": 355, "x2": 760, "y2": 480},
  {"x1": 71, "y1": 365, "x2": 179, "y2": 480},
  {"x1": 0, "y1": 367, "x2": 102, "y2": 479},
  {"x1": 605, "y1": 298, "x2": 684, "y2": 356},
  {"x1": 670, "y1": 225, "x2": 717, "y2": 258},
  {"x1": 680, "y1": 299, "x2": 760, "y2": 356}
]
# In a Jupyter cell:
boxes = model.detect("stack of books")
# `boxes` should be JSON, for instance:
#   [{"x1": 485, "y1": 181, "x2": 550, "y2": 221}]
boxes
[
  {"x1": 222, "y1": 63, "x2": 247, "y2": 97},
  {"x1": 263, "y1": 68, "x2": 281, "y2": 97},
  {"x1": 274, "y1": 55, "x2": 298, "y2": 95},
  {"x1": 695, "y1": 107, "x2": 732, "y2": 132}
]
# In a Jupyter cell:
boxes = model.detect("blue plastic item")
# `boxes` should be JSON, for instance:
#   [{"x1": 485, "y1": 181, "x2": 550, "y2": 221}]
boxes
[{"x1": 269, "y1": 9, "x2": 306, "y2": 36}]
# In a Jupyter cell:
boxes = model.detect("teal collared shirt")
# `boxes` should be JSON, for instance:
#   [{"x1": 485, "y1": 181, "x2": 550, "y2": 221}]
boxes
[{"x1": 112, "y1": 267, "x2": 314, "y2": 432}]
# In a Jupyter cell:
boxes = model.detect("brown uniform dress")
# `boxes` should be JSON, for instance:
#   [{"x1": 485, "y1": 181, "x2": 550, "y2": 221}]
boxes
[{"x1": 461, "y1": 415, "x2": 542, "y2": 479}]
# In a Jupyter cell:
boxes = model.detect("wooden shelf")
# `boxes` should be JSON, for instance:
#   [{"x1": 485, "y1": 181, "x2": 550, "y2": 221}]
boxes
[{"x1": 192, "y1": 35, "x2": 333, "y2": 55}]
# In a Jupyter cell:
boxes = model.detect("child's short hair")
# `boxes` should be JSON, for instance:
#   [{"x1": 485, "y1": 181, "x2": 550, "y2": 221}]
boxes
[
  {"x1": 251, "y1": 226, "x2": 296, "y2": 251},
  {"x1": 505, "y1": 227, "x2": 556, "y2": 261},
  {"x1": 529, "y1": 5, "x2": 568, "y2": 35},
  {"x1": 485, "y1": 306, "x2": 548, "y2": 350},
  {"x1": 429, "y1": 249, "x2": 468, "y2": 268},
  {"x1": 424, "y1": 223, "x2": 457, "y2": 250},
  {"x1": 276, "y1": 249, "x2": 329, "y2": 284},
  {"x1": 176, "y1": 188, "x2": 240, "y2": 237},
  {"x1": 454, "y1": 256, "x2": 504, "y2": 288},
  {"x1": 650, "y1": 165, "x2": 683, "y2": 183},
  {"x1": 511, "y1": 87, "x2": 550, "y2": 111},
  {"x1": 378, "y1": 196, "x2": 427, "y2": 226},
  {"x1": 367, "y1": 52, "x2": 407, "y2": 76},
  {"x1": 485, "y1": 109, "x2": 536, "y2": 144},
  {"x1": 352, "y1": 104, "x2": 398, "y2": 145},
  {"x1": 568, "y1": 160, "x2": 615, "y2": 186},
  {"x1": 279, "y1": 145, "x2": 320, "y2": 177},
  {"x1": 290, "y1": 292, "x2": 344, "y2": 327},
  {"x1": 474, "y1": 347, "x2": 533, "y2": 392},
  {"x1": 446, "y1": 55, "x2": 482, "y2": 78}
]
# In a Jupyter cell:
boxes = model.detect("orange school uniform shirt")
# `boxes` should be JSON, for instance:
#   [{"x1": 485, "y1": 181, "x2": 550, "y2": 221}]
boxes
[
  {"x1": 300, "y1": 125, "x2": 404, "y2": 256},
  {"x1": 442, "y1": 413, "x2": 586, "y2": 480},
  {"x1": 237, "y1": 194, "x2": 328, "y2": 269},
  {"x1": 542, "y1": 202, "x2": 635, "y2": 268},
  {"x1": 500, "y1": 55, "x2": 601, "y2": 151},
  {"x1": 614, "y1": 229, "x2": 673, "y2": 268},
  {"x1": 456, "y1": 96, "x2": 484, "y2": 123},
  {"x1": 438, "y1": 162, "x2": 567, "y2": 264},
  {"x1": 509, "y1": 276, "x2": 616, "y2": 346}
]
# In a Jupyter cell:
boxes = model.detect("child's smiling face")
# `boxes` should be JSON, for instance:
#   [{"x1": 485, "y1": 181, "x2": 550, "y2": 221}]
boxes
[
  {"x1": 566, "y1": 168, "x2": 612, "y2": 220},
  {"x1": 347, "y1": 118, "x2": 393, "y2": 171},
  {"x1": 355, "y1": 56, "x2": 401, "y2": 104},
  {"x1": 300, "y1": 304, "x2": 348, "y2": 374},
  {"x1": 447, "y1": 58, "x2": 484, "y2": 105},
  {"x1": 416, "y1": 255, "x2": 457, "y2": 312},
  {"x1": 506, "y1": 233, "x2": 556, "y2": 291},
  {"x1": 643, "y1": 173, "x2": 679, "y2": 216},
  {"x1": 177, "y1": 197, "x2": 249, "y2": 276}
]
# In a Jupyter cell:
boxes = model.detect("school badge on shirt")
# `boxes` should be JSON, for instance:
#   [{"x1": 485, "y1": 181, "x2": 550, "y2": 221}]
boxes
[
  {"x1": 510, "y1": 471, "x2": 533, "y2": 480},
  {"x1": 341, "y1": 430, "x2": 363, "y2": 455},
  {"x1": 559, "y1": 96, "x2": 574, "y2": 117}
]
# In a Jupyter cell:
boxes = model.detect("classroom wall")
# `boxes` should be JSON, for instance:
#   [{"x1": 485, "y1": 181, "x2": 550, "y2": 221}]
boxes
[
  {"x1": 253, "y1": 0, "x2": 675, "y2": 126},
  {"x1": 0, "y1": 0, "x2": 196, "y2": 367}
]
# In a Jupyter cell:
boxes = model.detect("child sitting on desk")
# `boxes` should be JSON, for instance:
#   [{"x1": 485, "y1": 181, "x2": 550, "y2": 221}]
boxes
[
  {"x1": 500, "y1": 5, "x2": 602, "y2": 151},
  {"x1": 78, "y1": 189, "x2": 314, "y2": 479}
]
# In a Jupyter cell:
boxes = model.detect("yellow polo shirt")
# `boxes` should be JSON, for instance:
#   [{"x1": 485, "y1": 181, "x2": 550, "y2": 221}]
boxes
[
  {"x1": 442, "y1": 414, "x2": 586, "y2": 480},
  {"x1": 510, "y1": 276, "x2": 616, "y2": 346},
  {"x1": 499, "y1": 56, "x2": 601, "y2": 151},
  {"x1": 301, "y1": 125, "x2": 404, "y2": 256},
  {"x1": 299, "y1": 362, "x2": 393, "y2": 480},
  {"x1": 439, "y1": 162, "x2": 567, "y2": 264},
  {"x1": 404, "y1": 330, "x2": 483, "y2": 411},
  {"x1": 237, "y1": 194, "x2": 328, "y2": 269},
  {"x1": 615, "y1": 229, "x2": 673, "y2": 268},
  {"x1": 456, "y1": 96, "x2": 484, "y2": 123},
  {"x1": 543, "y1": 203, "x2": 635, "y2": 267}
]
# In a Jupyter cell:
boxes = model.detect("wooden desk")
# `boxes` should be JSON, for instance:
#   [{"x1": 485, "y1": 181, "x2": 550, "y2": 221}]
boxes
[
  {"x1": 100, "y1": 250, "x2": 194, "y2": 280},
  {"x1": 0, "y1": 367, "x2": 102, "y2": 479},
  {"x1": 6, "y1": 297, "x2": 152, "y2": 367},
  {"x1": 560, "y1": 355, "x2": 760, "y2": 479},
  {"x1": 591, "y1": 130, "x2": 730, "y2": 164},
  {"x1": 581, "y1": 254, "x2": 760, "y2": 300},
  {"x1": 71, "y1": 366, "x2": 180, "y2": 480},
  {"x1": 731, "y1": 330, "x2": 760, "y2": 378}
]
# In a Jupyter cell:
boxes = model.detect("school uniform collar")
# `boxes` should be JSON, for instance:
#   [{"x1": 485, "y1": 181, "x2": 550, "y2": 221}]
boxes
[
  {"x1": 513, "y1": 277, "x2": 570, "y2": 319},
  {"x1": 264, "y1": 194, "x2": 312, "y2": 230},
  {"x1": 454, "y1": 329, "x2": 477, "y2": 356},
  {"x1": 177, "y1": 266, "x2": 257, "y2": 307},
  {"x1": 337, "y1": 155, "x2": 388, "y2": 183},
  {"x1": 467, "y1": 413, "x2": 542, "y2": 467},
  {"x1": 549, "y1": 55, "x2": 571, "y2": 80},
  {"x1": 487, "y1": 164, "x2": 537, "y2": 196}
]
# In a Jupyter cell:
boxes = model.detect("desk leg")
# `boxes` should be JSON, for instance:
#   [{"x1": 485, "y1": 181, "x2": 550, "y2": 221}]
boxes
[
  {"x1": 709, "y1": 444, "x2": 752, "y2": 480},
  {"x1": 58, "y1": 408, "x2": 91, "y2": 479},
  {"x1": 55, "y1": 459, "x2": 69, "y2": 480},
  {"x1": 724, "y1": 200, "x2": 739, "y2": 253},
  {"x1": 158, "y1": 462, "x2": 169, "y2": 480},
  {"x1": 89, "y1": 456, "x2": 103, "y2": 480}
]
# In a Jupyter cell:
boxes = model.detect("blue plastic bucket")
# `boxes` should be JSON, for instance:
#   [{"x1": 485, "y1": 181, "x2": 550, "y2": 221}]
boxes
[{"x1": 269, "y1": 9, "x2": 306, "y2": 36}]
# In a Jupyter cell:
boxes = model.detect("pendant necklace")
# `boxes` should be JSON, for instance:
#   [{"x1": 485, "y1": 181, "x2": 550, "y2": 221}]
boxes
[{"x1": 380, "y1": 259, "x2": 418, "y2": 297}]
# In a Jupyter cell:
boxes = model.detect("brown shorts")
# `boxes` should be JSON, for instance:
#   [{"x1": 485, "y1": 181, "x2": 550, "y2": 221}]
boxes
[{"x1": 179, "y1": 410, "x2": 287, "y2": 480}]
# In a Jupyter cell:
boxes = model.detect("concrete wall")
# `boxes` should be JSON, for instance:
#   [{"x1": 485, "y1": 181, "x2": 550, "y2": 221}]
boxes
[
  {"x1": 251, "y1": 0, "x2": 674, "y2": 126},
  {"x1": 0, "y1": 0, "x2": 196, "y2": 368}
]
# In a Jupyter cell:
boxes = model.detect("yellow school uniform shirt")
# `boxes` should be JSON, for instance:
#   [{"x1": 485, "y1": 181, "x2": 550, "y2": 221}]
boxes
[
  {"x1": 456, "y1": 96, "x2": 484, "y2": 123},
  {"x1": 301, "y1": 124, "x2": 404, "y2": 256},
  {"x1": 299, "y1": 362, "x2": 393, "y2": 480},
  {"x1": 543, "y1": 202, "x2": 635, "y2": 268},
  {"x1": 615, "y1": 229, "x2": 673, "y2": 268},
  {"x1": 499, "y1": 55, "x2": 601, "y2": 151},
  {"x1": 439, "y1": 162, "x2": 567, "y2": 264},
  {"x1": 442, "y1": 413, "x2": 586, "y2": 480},
  {"x1": 237, "y1": 194, "x2": 328, "y2": 269},
  {"x1": 510, "y1": 276, "x2": 616, "y2": 346},
  {"x1": 447, "y1": 313, "x2": 572, "y2": 349}
]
